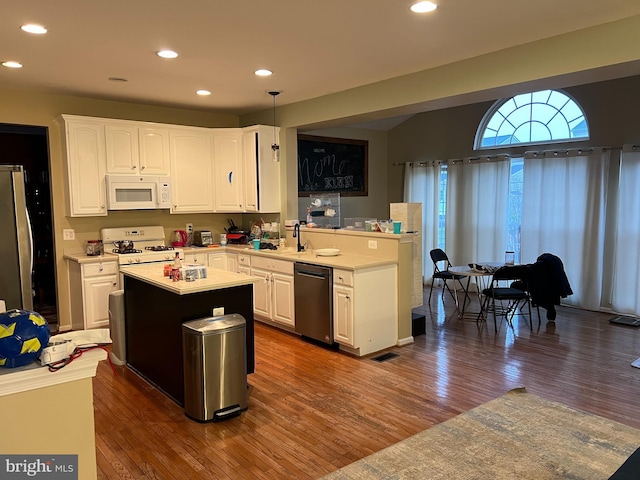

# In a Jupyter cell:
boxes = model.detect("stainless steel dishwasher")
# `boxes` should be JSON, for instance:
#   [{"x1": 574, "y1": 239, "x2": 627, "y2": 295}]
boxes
[{"x1": 294, "y1": 262, "x2": 334, "y2": 345}]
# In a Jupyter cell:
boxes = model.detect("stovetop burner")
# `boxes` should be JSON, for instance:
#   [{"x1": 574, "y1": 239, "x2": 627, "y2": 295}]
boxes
[
  {"x1": 145, "y1": 246, "x2": 175, "y2": 252},
  {"x1": 112, "y1": 248, "x2": 143, "y2": 254}
]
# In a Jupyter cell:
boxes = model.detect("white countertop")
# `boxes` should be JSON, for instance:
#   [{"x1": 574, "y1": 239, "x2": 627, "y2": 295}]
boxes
[
  {"x1": 63, "y1": 252, "x2": 117, "y2": 264},
  {"x1": 0, "y1": 348, "x2": 106, "y2": 397},
  {"x1": 233, "y1": 247, "x2": 397, "y2": 270},
  {"x1": 121, "y1": 264, "x2": 260, "y2": 294}
]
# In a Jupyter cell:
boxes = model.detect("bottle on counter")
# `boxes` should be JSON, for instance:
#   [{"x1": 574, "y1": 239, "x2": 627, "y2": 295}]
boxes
[{"x1": 171, "y1": 252, "x2": 182, "y2": 281}]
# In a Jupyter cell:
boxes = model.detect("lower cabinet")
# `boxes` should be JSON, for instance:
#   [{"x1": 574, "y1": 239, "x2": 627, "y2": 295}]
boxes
[
  {"x1": 236, "y1": 253, "x2": 250, "y2": 275},
  {"x1": 333, "y1": 283, "x2": 354, "y2": 346},
  {"x1": 68, "y1": 260, "x2": 120, "y2": 330},
  {"x1": 184, "y1": 251, "x2": 207, "y2": 265},
  {"x1": 332, "y1": 265, "x2": 397, "y2": 356},
  {"x1": 207, "y1": 251, "x2": 228, "y2": 270},
  {"x1": 251, "y1": 256, "x2": 295, "y2": 327}
]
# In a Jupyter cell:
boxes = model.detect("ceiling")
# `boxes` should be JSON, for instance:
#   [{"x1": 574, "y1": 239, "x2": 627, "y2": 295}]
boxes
[{"x1": 1, "y1": 0, "x2": 639, "y2": 118}]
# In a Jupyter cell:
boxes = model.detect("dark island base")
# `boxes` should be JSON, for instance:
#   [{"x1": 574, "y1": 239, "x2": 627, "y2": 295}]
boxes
[{"x1": 124, "y1": 276, "x2": 255, "y2": 406}]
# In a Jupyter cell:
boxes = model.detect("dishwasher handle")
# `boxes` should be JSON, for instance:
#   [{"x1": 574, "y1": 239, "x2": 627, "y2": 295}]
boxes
[{"x1": 296, "y1": 269, "x2": 329, "y2": 280}]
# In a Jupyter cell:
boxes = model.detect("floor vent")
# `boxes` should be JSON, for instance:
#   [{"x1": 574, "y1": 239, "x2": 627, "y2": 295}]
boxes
[{"x1": 372, "y1": 352, "x2": 399, "y2": 363}]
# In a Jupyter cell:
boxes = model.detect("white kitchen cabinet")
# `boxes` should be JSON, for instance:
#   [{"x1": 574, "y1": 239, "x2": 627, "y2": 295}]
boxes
[
  {"x1": 207, "y1": 252, "x2": 227, "y2": 270},
  {"x1": 139, "y1": 126, "x2": 171, "y2": 175},
  {"x1": 68, "y1": 259, "x2": 119, "y2": 330},
  {"x1": 251, "y1": 256, "x2": 294, "y2": 327},
  {"x1": 213, "y1": 129, "x2": 244, "y2": 212},
  {"x1": 236, "y1": 253, "x2": 250, "y2": 275},
  {"x1": 169, "y1": 128, "x2": 215, "y2": 213},
  {"x1": 332, "y1": 266, "x2": 397, "y2": 356},
  {"x1": 105, "y1": 121, "x2": 170, "y2": 176},
  {"x1": 333, "y1": 285, "x2": 354, "y2": 346},
  {"x1": 58, "y1": 115, "x2": 107, "y2": 217},
  {"x1": 242, "y1": 125, "x2": 281, "y2": 213},
  {"x1": 184, "y1": 252, "x2": 207, "y2": 265}
]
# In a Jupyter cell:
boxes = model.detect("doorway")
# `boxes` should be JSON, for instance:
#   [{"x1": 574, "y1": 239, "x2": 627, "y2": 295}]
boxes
[{"x1": 0, "y1": 123, "x2": 58, "y2": 331}]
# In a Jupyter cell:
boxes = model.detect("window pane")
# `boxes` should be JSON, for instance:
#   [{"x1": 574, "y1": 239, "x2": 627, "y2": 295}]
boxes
[{"x1": 475, "y1": 89, "x2": 589, "y2": 148}]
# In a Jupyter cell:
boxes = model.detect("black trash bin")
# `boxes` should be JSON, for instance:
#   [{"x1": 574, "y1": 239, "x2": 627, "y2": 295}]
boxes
[{"x1": 181, "y1": 314, "x2": 248, "y2": 422}]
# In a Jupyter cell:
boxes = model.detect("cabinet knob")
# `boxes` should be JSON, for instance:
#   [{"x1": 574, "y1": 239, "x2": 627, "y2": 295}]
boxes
[
  {"x1": 113, "y1": 282, "x2": 117, "y2": 286},
  {"x1": 132, "y1": 165, "x2": 136, "y2": 170},
  {"x1": 140, "y1": 165, "x2": 145, "y2": 171}
]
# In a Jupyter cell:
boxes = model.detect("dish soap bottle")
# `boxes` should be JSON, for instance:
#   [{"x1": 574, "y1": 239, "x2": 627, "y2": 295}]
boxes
[
  {"x1": 306, "y1": 207, "x2": 312, "y2": 225},
  {"x1": 171, "y1": 252, "x2": 182, "y2": 281}
]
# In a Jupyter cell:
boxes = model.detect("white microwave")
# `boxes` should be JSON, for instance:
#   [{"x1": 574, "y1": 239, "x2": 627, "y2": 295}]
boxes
[{"x1": 105, "y1": 175, "x2": 172, "y2": 210}]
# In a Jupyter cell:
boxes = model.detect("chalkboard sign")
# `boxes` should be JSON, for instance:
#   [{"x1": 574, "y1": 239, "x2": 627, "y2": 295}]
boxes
[{"x1": 297, "y1": 134, "x2": 368, "y2": 197}]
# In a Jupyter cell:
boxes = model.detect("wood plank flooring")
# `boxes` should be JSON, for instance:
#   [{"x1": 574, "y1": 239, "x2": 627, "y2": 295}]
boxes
[{"x1": 93, "y1": 288, "x2": 640, "y2": 479}]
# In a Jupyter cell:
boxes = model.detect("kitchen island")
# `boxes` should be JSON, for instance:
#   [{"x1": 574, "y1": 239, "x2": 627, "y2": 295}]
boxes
[{"x1": 121, "y1": 265, "x2": 259, "y2": 405}]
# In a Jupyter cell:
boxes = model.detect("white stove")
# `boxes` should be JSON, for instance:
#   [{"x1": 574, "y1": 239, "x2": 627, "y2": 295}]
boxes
[{"x1": 101, "y1": 225, "x2": 184, "y2": 265}]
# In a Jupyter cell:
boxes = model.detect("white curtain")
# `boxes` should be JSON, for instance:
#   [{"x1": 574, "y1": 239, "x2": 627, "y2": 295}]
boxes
[
  {"x1": 612, "y1": 147, "x2": 640, "y2": 315},
  {"x1": 445, "y1": 160, "x2": 509, "y2": 266},
  {"x1": 521, "y1": 148, "x2": 610, "y2": 310},
  {"x1": 403, "y1": 162, "x2": 440, "y2": 282}
]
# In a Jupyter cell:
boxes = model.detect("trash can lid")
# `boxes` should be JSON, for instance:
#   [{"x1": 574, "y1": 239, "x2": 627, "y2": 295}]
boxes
[{"x1": 182, "y1": 314, "x2": 246, "y2": 334}]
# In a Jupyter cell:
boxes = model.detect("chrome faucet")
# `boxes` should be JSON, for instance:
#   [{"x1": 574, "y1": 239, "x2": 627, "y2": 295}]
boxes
[{"x1": 293, "y1": 223, "x2": 304, "y2": 252}]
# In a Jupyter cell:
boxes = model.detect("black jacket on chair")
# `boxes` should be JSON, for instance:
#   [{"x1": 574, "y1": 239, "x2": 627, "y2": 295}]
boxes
[{"x1": 528, "y1": 253, "x2": 573, "y2": 319}]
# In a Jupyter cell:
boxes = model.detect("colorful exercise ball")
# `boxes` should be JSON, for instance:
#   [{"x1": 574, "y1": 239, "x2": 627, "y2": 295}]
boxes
[{"x1": 0, "y1": 309, "x2": 50, "y2": 368}]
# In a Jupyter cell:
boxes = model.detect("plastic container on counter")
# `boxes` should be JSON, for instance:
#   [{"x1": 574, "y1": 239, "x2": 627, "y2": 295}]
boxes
[{"x1": 86, "y1": 240, "x2": 103, "y2": 256}]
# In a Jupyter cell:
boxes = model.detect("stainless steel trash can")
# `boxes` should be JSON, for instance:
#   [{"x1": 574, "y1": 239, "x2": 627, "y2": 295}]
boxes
[
  {"x1": 108, "y1": 290, "x2": 126, "y2": 366},
  {"x1": 182, "y1": 314, "x2": 248, "y2": 422}
]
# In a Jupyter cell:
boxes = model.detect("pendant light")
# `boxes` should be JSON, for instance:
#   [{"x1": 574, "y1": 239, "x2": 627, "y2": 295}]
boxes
[{"x1": 268, "y1": 90, "x2": 281, "y2": 162}]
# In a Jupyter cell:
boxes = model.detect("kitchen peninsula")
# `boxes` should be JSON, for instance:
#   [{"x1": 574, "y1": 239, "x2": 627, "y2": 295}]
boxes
[{"x1": 121, "y1": 264, "x2": 259, "y2": 405}]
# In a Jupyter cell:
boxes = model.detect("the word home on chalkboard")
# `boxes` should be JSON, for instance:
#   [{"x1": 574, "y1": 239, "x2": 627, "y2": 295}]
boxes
[{"x1": 297, "y1": 135, "x2": 368, "y2": 197}]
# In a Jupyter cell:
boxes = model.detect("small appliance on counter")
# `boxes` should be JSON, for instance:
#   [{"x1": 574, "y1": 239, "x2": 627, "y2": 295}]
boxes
[
  {"x1": 224, "y1": 218, "x2": 250, "y2": 244},
  {"x1": 193, "y1": 230, "x2": 213, "y2": 247},
  {"x1": 171, "y1": 229, "x2": 188, "y2": 247}
]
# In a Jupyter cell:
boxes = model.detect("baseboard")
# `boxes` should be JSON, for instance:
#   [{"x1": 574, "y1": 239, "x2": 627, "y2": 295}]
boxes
[{"x1": 397, "y1": 336, "x2": 414, "y2": 347}]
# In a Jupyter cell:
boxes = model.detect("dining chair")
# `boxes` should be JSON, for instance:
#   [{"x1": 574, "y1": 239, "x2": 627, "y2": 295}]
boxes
[
  {"x1": 479, "y1": 265, "x2": 540, "y2": 332},
  {"x1": 428, "y1": 248, "x2": 467, "y2": 308}
]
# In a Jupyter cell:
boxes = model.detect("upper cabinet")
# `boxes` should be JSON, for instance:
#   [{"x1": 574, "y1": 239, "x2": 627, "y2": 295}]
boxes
[
  {"x1": 169, "y1": 127, "x2": 215, "y2": 213},
  {"x1": 58, "y1": 114, "x2": 281, "y2": 216},
  {"x1": 58, "y1": 115, "x2": 108, "y2": 217},
  {"x1": 242, "y1": 125, "x2": 281, "y2": 213},
  {"x1": 212, "y1": 129, "x2": 244, "y2": 212},
  {"x1": 105, "y1": 121, "x2": 170, "y2": 176}
]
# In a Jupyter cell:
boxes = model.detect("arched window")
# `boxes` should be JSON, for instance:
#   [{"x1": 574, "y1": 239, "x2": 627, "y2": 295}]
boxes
[{"x1": 475, "y1": 89, "x2": 589, "y2": 149}]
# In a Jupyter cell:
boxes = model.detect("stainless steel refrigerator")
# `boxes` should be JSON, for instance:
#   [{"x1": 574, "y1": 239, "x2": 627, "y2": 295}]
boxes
[{"x1": 0, "y1": 165, "x2": 33, "y2": 311}]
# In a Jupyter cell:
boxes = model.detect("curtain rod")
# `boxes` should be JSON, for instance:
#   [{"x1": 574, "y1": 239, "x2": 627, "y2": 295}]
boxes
[
  {"x1": 394, "y1": 145, "x2": 637, "y2": 167},
  {"x1": 393, "y1": 154, "x2": 510, "y2": 167}
]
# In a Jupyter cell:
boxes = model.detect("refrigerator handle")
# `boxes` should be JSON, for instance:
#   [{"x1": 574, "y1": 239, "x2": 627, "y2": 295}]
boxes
[{"x1": 25, "y1": 206, "x2": 34, "y2": 277}]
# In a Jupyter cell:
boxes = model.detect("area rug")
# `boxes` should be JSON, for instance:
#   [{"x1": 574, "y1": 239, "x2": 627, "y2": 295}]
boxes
[{"x1": 322, "y1": 387, "x2": 640, "y2": 479}]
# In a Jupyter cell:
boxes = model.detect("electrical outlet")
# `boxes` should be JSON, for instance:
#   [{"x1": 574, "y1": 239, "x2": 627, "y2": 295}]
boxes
[
  {"x1": 63, "y1": 229, "x2": 75, "y2": 240},
  {"x1": 186, "y1": 223, "x2": 194, "y2": 235},
  {"x1": 212, "y1": 307, "x2": 224, "y2": 317},
  {"x1": 368, "y1": 240, "x2": 378, "y2": 249}
]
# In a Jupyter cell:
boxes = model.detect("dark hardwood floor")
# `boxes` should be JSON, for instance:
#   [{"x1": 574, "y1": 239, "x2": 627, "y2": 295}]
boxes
[{"x1": 93, "y1": 288, "x2": 640, "y2": 479}]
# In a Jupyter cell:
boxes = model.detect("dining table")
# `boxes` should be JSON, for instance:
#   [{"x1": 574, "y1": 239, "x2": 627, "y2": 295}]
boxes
[{"x1": 449, "y1": 262, "x2": 505, "y2": 320}]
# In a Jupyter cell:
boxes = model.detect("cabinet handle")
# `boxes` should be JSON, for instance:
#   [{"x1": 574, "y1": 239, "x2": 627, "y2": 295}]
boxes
[{"x1": 228, "y1": 171, "x2": 233, "y2": 184}]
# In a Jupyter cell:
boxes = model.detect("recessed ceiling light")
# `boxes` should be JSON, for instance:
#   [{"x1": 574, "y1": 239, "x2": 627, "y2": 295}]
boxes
[
  {"x1": 2, "y1": 61, "x2": 23, "y2": 69},
  {"x1": 410, "y1": 1, "x2": 437, "y2": 13},
  {"x1": 21, "y1": 24, "x2": 47, "y2": 34},
  {"x1": 196, "y1": 90, "x2": 211, "y2": 96},
  {"x1": 255, "y1": 69, "x2": 273, "y2": 77},
  {"x1": 157, "y1": 50, "x2": 178, "y2": 59}
]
